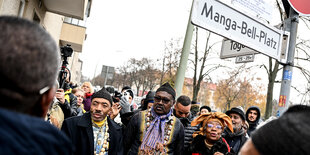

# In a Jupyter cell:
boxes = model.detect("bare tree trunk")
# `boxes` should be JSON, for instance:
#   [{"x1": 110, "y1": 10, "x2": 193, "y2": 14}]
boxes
[
  {"x1": 192, "y1": 27, "x2": 199, "y2": 102},
  {"x1": 160, "y1": 57, "x2": 165, "y2": 85},
  {"x1": 265, "y1": 58, "x2": 280, "y2": 119}
]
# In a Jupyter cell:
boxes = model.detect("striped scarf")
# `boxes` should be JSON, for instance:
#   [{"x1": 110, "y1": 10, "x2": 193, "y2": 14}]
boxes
[{"x1": 140, "y1": 108, "x2": 172, "y2": 151}]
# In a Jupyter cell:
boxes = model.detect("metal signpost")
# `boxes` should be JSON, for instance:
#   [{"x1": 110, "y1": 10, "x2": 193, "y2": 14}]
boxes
[
  {"x1": 277, "y1": 0, "x2": 310, "y2": 116},
  {"x1": 191, "y1": 0, "x2": 284, "y2": 60}
]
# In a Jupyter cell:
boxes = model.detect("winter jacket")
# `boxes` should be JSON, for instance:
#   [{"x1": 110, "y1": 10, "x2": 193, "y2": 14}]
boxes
[
  {"x1": 124, "y1": 110, "x2": 184, "y2": 155},
  {"x1": 245, "y1": 106, "x2": 261, "y2": 136},
  {"x1": 174, "y1": 110, "x2": 199, "y2": 153},
  {"x1": 61, "y1": 112, "x2": 123, "y2": 155},
  {"x1": 59, "y1": 92, "x2": 78, "y2": 118},
  {"x1": 0, "y1": 108, "x2": 72, "y2": 154},
  {"x1": 222, "y1": 128, "x2": 247, "y2": 154},
  {"x1": 190, "y1": 135, "x2": 234, "y2": 155},
  {"x1": 83, "y1": 94, "x2": 92, "y2": 112}
]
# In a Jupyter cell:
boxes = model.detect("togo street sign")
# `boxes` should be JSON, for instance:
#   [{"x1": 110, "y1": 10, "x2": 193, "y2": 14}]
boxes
[
  {"x1": 191, "y1": 0, "x2": 283, "y2": 60},
  {"x1": 220, "y1": 38, "x2": 257, "y2": 59}
]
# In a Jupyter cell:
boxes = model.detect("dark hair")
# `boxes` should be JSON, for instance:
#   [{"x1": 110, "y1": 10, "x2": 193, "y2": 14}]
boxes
[
  {"x1": 121, "y1": 86, "x2": 131, "y2": 92},
  {"x1": 200, "y1": 106, "x2": 211, "y2": 112},
  {"x1": 0, "y1": 16, "x2": 60, "y2": 113},
  {"x1": 176, "y1": 95, "x2": 191, "y2": 106}
]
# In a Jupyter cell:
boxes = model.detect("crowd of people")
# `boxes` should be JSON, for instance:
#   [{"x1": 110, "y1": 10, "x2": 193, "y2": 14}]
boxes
[{"x1": 1, "y1": 16, "x2": 310, "y2": 155}]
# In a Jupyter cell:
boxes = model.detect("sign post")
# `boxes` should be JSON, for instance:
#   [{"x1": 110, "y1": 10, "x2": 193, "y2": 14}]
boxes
[{"x1": 277, "y1": 0, "x2": 309, "y2": 116}]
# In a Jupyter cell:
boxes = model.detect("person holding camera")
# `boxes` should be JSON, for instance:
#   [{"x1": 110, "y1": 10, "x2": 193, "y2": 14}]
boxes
[{"x1": 55, "y1": 70, "x2": 79, "y2": 119}]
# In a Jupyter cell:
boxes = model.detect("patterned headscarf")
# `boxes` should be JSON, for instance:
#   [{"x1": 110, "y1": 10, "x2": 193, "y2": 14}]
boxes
[{"x1": 191, "y1": 112, "x2": 233, "y2": 138}]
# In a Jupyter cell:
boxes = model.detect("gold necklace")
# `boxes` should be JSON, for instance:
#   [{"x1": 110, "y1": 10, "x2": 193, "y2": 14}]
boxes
[
  {"x1": 204, "y1": 139, "x2": 214, "y2": 149},
  {"x1": 145, "y1": 108, "x2": 174, "y2": 145},
  {"x1": 94, "y1": 120, "x2": 109, "y2": 155}
]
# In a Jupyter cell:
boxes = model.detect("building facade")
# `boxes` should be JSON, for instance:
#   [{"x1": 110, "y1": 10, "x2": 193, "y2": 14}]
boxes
[{"x1": 0, "y1": 0, "x2": 92, "y2": 85}]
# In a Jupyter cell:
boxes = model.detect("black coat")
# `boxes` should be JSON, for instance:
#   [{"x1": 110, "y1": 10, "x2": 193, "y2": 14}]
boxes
[
  {"x1": 61, "y1": 112, "x2": 123, "y2": 155},
  {"x1": 222, "y1": 128, "x2": 247, "y2": 154},
  {"x1": 173, "y1": 110, "x2": 199, "y2": 153},
  {"x1": 0, "y1": 108, "x2": 72, "y2": 154},
  {"x1": 189, "y1": 135, "x2": 234, "y2": 155}
]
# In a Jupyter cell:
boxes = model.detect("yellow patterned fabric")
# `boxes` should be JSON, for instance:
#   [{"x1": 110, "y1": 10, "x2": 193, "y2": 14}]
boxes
[
  {"x1": 191, "y1": 112, "x2": 233, "y2": 138},
  {"x1": 92, "y1": 117, "x2": 107, "y2": 127},
  {"x1": 64, "y1": 88, "x2": 72, "y2": 103}
]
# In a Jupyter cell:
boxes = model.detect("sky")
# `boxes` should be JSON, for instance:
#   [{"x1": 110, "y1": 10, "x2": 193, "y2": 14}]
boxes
[
  {"x1": 80, "y1": 0, "x2": 309, "y2": 103},
  {"x1": 80, "y1": 0, "x2": 192, "y2": 78}
]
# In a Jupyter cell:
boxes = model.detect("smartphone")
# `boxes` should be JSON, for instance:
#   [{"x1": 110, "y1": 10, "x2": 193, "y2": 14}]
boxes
[{"x1": 123, "y1": 92, "x2": 130, "y2": 101}]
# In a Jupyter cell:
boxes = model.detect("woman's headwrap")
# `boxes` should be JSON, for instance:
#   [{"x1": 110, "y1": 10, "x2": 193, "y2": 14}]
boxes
[{"x1": 191, "y1": 112, "x2": 233, "y2": 138}]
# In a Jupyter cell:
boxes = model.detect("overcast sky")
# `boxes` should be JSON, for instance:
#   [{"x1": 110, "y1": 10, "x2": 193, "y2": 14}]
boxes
[
  {"x1": 80, "y1": 0, "x2": 192, "y2": 78},
  {"x1": 80, "y1": 0, "x2": 310, "y2": 103}
]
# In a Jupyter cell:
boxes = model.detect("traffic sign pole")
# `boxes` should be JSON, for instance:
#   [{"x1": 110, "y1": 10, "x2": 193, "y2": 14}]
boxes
[
  {"x1": 175, "y1": 0, "x2": 195, "y2": 98},
  {"x1": 277, "y1": 7, "x2": 299, "y2": 116}
]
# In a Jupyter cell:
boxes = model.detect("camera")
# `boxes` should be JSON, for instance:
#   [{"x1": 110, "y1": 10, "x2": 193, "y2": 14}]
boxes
[
  {"x1": 58, "y1": 44, "x2": 73, "y2": 90},
  {"x1": 60, "y1": 44, "x2": 73, "y2": 58},
  {"x1": 112, "y1": 90, "x2": 122, "y2": 103}
]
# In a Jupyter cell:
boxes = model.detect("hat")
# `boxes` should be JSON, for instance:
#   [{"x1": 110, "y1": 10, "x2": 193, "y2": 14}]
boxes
[
  {"x1": 251, "y1": 105, "x2": 310, "y2": 155},
  {"x1": 91, "y1": 88, "x2": 113, "y2": 106},
  {"x1": 156, "y1": 82, "x2": 176, "y2": 100},
  {"x1": 200, "y1": 105, "x2": 211, "y2": 112},
  {"x1": 226, "y1": 106, "x2": 245, "y2": 120},
  {"x1": 191, "y1": 112, "x2": 234, "y2": 137},
  {"x1": 145, "y1": 91, "x2": 155, "y2": 102}
]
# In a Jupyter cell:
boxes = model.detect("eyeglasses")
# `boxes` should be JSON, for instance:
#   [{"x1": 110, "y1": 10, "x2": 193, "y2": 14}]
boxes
[
  {"x1": 207, "y1": 124, "x2": 223, "y2": 130},
  {"x1": 154, "y1": 96, "x2": 171, "y2": 104},
  {"x1": 39, "y1": 86, "x2": 50, "y2": 95}
]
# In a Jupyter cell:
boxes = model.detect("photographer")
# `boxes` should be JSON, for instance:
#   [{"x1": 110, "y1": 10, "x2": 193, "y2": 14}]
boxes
[{"x1": 57, "y1": 45, "x2": 78, "y2": 119}]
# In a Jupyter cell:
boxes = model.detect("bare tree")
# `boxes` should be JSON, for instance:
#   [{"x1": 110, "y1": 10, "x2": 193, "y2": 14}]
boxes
[
  {"x1": 159, "y1": 38, "x2": 182, "y2": 85},
  {"x1": 190, "y1": 27, "x2": 223, "y2": 102}
]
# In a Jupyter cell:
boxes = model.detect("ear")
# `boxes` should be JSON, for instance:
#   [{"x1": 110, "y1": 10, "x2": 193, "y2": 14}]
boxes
[{"x1": 39, "y1": 86, "x2": 56, "y2": 118}]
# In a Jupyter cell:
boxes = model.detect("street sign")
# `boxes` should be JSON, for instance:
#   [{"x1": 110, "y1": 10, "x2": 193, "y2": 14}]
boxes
[
  {"x1": 287, "y1": 0, "x2": 310, "y2": 16},
  {"x1": 231, "y1": 0, "x2": 273, "y2": 22},
  {"x1": 235, "y1": 54, "x2": 255, "y2": 63},
  {"x1": 220, "y1": 38, "x2": 257, "y2": 59},
  {"x1": 191, "y1": 0, "x2": 283, "y2": 60}
]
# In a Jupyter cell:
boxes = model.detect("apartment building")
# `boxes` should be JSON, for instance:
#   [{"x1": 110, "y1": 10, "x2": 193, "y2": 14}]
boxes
[{"x1": 0, "y1": 0, "x2": 92, "y2": 84}]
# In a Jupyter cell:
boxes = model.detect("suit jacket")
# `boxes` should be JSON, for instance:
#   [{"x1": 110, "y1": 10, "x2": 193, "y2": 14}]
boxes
[{"x1": 61, "y1": 112, "x2": 123, "y2": 155}]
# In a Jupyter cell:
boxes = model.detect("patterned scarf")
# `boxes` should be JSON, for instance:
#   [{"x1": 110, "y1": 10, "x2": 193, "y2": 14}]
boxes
[{"x1": 140, "y1": 108, "x2": 172, "y2": 151}]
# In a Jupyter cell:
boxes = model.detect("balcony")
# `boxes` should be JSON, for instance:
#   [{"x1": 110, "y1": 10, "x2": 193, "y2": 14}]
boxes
[
  {"x1": 59, "y1": 22, "x2": 86, "y2": 52},
  {"x1": 43, "y1": 0, "x2": 89, "y2": 20}
]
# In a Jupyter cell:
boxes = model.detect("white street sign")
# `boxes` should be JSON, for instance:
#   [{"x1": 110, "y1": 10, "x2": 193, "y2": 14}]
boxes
[
  {"x1": 231, "y1": 0, "x2": 273, "y2": 22},
  {"x1": 220, "y1": 38, "x2": 257, "y2": 59},
  {"x1": 235, "y1": 54, "x2": 255, "y2": 63},
  {"x1": 191, "y1": 0, "x2": 283, "y2": 60}
]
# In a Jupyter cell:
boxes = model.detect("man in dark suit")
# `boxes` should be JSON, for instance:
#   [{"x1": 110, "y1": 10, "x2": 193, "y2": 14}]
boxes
[{"x1": 62, "y1": 88, "x2": 123, "y2": 155}]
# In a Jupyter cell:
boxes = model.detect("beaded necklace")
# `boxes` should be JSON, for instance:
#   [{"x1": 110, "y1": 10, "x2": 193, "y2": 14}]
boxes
[
  {"x1": 144, "y1": 108, "x2": 174, "y2": 147},
  {"x1": 92, "y1": 118, "x2": 109, "y2": 155}
]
